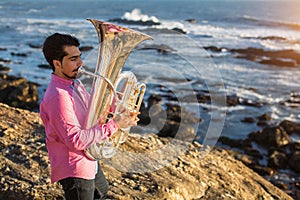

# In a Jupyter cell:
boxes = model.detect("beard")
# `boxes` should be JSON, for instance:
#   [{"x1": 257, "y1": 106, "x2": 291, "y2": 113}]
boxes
[
  {"x1": 62, "y1": 66, "x2": 80, "y2": 79},
  {"x1": 63, "y1": 72, "x2": 77, "y2": 79}
]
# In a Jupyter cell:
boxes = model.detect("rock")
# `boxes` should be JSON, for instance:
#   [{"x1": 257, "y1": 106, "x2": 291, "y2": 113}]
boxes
[
  {"x1": 37, "y1": 64, "x2": 51, "y2": 69},
  {"x1": 289, "y1": 151, "x2": 300, "y2": 173},
  {"x1": 140, "y1": 44, "x2": 175, "y2": 54},
  {"x1": 0, "y1": 64, "x2": 11, "y2": 73},
  {"x1": 138, "y1": 94, "x2": 200, "y2": 140},
  {"x1": 206, "y1": 46, "x2": 300, "y2": 68},
  {"x1": 218, "y1": 136, "x2": 251, "y2": 149},
  {"x1": 244, "y1": 147, "x2": 263, "y2": 160},
  {"x1": 218, "y1": 120, "x2": 300, "y2": 199},
  {"x1": 290, "y1": 142, "x2": 300, "y2": 151},
  {"x1": 0, "y1": 74, "x2": 39, "y2": 111},
  {"x1": 11, "y1": 52, "x2": 29, "y2": 57},
  {"x1": 204, "y1": 46, "x2": 228, "y2": 53},
  {"x1": 28, "y1": 43, "x2": 42, "y2": 49},
  {"x1": 249, "y1": 126, "x2": 290, "y2": 148},
  {"x1": 172, "y1": 27, "x2": 187, "y2": 34},
  {"x1": 259, "y1": 58, "x2": 297, "y2": 67},
  {"x1": 226, "y1": 94, "x2": 238, "y2": 106},
  {"x1": 257, "y1": 113, "x2": 272, "y2": 121},
  {"x1": 231, "y1": 47, "x2": 300, "y2": 68},
  {"x1": 238, "y1": 97, "x2": 263, "y2": 107},
  {"x1": 250, "y1": 165, "x2": 276, "y2": 176},
  {"x1": 185, "y1": 18, "x2": 197, "y2": 24},
  {"x1": 268, "y1": 150, "x2": 288, "y2": 169},
  {"x1": 0, "y1": 58, "x2": 12, "y2": 63},
  {"x1": 241, "y1": 117, "x2": 255, "y2": 123},
  {"x1": 279, "y1": 120, "x2": 300, "y2": 135},
  {"x1": 0, "y1": 102, "x2": 293, "y2": 200},
  {"x1": 257, "y1": 113, "x2": 272, "y2": 127}
]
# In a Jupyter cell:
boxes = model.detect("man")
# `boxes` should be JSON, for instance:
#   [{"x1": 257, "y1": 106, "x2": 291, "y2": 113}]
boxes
[{"x1": 40, "y1": 33, "x2": 138, "y2": 200}]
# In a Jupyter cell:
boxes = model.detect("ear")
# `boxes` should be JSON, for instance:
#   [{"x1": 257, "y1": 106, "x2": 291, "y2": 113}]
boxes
[{"x1": 53, "y1": 60, "x2": 61, "y2": 70}]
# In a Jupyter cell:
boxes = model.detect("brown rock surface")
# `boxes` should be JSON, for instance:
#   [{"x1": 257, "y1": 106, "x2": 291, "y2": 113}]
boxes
[{"x1": 0, "y1": 103, "x2": 293, "y2": 200}]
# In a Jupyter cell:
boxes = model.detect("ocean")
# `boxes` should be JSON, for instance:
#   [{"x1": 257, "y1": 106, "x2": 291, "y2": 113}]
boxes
[{"x1": 1, "y1": 0, "x2": 300, "y2": 145}]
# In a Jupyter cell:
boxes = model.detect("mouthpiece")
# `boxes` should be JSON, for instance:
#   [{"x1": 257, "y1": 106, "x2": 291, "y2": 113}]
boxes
[{"x1": 78, "y1": 66, "x2": 120, "y2": 102}]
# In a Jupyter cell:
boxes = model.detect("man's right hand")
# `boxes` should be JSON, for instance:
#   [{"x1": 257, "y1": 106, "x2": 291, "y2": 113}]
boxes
[{"x1": 114, "y1": 108, "x2": 140, "y2": 129}]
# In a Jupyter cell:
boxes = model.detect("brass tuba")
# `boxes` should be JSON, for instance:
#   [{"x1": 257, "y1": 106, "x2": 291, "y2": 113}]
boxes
[{"x1": 79, "y1": 19, "x2": 152, "y2": 160}]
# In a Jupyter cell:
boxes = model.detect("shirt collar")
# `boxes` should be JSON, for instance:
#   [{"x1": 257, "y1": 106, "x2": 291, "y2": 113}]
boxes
[{"x1": 51, "y1": 73, "x2": 74, "y2": 86}]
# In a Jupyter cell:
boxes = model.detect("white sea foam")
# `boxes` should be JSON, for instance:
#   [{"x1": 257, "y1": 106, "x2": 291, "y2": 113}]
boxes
[{"x1": 122, "y1": 8, "x2": 159, "y2": 23}]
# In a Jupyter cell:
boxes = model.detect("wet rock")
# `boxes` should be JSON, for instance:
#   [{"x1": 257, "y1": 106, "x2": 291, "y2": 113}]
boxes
[
  {"x1": 249, "y1": 126, "x2": 290, "y2": 148},
  {"x1": 185, "y1": 19, "x2": 197, "y2": 24},
  {"x1": 0, "y1": 58, "x2": 12, "y2": 63},
  {"x1": 0, "y1": 74, "x2": 39, "y2": 111},
  {"x1": 231, "y1": 47, "x2": 300, "y2": 67},
  {"x1": 241, "y1": 117, "x2": 255, "y2": 123},
  {"x1": 257, "y1": 113, "x2": 272, "y2": 121},
  {"x1": 204, "y1": 46, "x2": 228, "y2": 53},
  {"x1": 28, "y1": 43, "x2": 42, "y2": 49},
  {"x1": 238, "y1": 97, "x2": 263, "y2": 107},
  {"x1": 207, "y1": 46, "x2": 300, "y2": 68},
  {"x1": 279, "y1": 120, "x2": 300, "y2": 135},
  {"x1": 259, "y1": 36, "x2": 286, "y2": 41},
  {"x1": 218, "y1": 119, "x2": 300, "y2": 199},
  {"x1": 226, "y1": 94, "x2": 238, "y2": 106},
  {"x1": 268, "y1": 150, "x2": 288, "y2": 169},
  {"x1": 181, "y1": 92, "x2": 210, "y2": 104},
  {"x1": 11, "y1": 52, "x2": 29, "y2": 57},
  {"x1": 257, "y1": 113, "x2": 272, "y2": 126},
  {"x1": 139, "y1": 94, "x2": 199, "y2": 140},
  {"x1": 172, "y1": 27, "x2": 187, "y2": 34},
  {"x1": 0, "y1": 64, "x2": 11, "y2": 73},
  {"x1": 289, "y1": 151, "x2": 300, "y2": 173},
  {"x1": 259, "y1": 58, "x2": 297, "y2": 67},
  {"x1": 218, "y1": 136, "x2": 251, "y2": 149},
  {"x1": 37, "y1": 64, "x2": 51, "y2": 69},
  {"x1": 244, "y1": 147, "x2": 263, "y2": 160},
  {"x1": 140, "y1": 44, "x2": 175, "y2": 54},
  {"x1": 289, "y1": 142, "x2": 300, "y2": 151}
]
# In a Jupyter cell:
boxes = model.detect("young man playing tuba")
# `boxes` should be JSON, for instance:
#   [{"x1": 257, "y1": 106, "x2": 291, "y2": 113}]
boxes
[{"x1": 40, "y1": 33, "x2": 139, "y2": 200}]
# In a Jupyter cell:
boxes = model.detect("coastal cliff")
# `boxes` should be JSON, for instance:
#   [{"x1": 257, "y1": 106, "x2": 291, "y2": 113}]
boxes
[{"x1": 0, "y1": 102, "x2": 292, "y2": 200}]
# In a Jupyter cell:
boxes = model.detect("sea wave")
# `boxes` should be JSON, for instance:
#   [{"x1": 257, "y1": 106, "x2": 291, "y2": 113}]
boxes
[
  {"x1": 122, "y1": 8, "x2": 159, "y2": 23},
  {"x1": 111, "y1": 9, "x2": 188, "y2": 34}
]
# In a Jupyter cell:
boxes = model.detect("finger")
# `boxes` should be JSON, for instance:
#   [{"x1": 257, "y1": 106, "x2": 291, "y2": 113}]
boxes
[{"x1": 130, "y1": 111, "x2": 140, "y2": 118}]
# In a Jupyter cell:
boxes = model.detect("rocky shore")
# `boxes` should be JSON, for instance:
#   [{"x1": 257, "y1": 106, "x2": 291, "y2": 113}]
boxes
[
  {"x1": 0, "y1": 102, "x2": 293, "y2": 200},
  {"x1": 0, "y1": 48, "x2": 299, "y2": 199}
]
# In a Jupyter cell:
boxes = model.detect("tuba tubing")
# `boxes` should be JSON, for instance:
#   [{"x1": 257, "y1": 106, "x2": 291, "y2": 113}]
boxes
[
  {"x1": 79, "y1": 67, "x2": 147, "y2": 159},
  {"x1": 81, "y1": 19, "x2": 152, "y2": 160}
]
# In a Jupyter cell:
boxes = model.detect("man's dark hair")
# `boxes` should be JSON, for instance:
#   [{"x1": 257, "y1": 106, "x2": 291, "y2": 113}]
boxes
[{"x1": 42, "y1": 33, "x2": 80, "y2": 71}]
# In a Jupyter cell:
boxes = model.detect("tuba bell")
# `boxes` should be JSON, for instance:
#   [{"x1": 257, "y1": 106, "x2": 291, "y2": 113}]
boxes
[{"x1": 79, "y1": 19, "x2": 152, "y2": 160}]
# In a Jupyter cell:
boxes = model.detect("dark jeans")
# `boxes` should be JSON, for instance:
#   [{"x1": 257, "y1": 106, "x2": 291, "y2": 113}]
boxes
[{"x1": 59, "y1": 166, "x2": 109, "y2": 200}]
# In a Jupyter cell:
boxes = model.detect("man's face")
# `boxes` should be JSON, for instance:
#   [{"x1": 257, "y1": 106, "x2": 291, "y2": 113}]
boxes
[{"x1": 54, "y1": 45, "x2": 82, "y2": 80}]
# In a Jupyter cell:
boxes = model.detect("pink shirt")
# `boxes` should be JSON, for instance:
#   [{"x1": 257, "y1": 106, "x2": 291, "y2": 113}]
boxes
[{"x1": 40, "y1": 74, "x2": 118, "y2": 183}]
